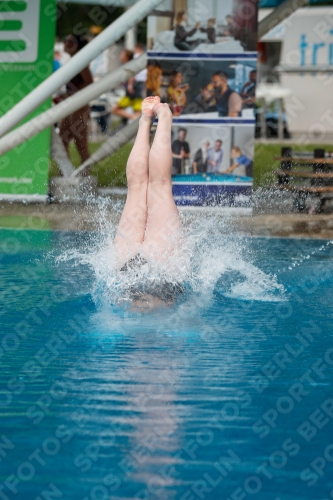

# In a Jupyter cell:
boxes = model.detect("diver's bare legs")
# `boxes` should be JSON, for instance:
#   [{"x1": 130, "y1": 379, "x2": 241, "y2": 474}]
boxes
[
  {"x1": 113, "y1": 96, "x2": 159, "y2": 268},
  {"x1": 141, "y1": 102, "x2": 181, "y2": 262}
]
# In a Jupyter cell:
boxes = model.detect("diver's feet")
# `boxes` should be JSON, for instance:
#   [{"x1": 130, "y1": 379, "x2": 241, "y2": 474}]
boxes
[
  {"x1": 141, "y1": 96, "x2": 160, "y2": 121},
  {"x1": 152, "y1": 102, "x2": 172, "y2": 118}
]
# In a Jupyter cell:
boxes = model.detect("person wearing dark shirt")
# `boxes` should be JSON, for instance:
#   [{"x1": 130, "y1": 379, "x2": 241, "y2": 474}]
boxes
[
  {"x1": 193, "y1": 141, "x2": 210, "y2": 173},
  {"x1": 200, "y1": 19, "x2": 216, "y2": 44},
  {"x1": 241, "y1": 70, "x2": 257, "y2": 109},
  {"x1": 172, "y1": 128, "x2": 190, "y2": 175},
  {"x1": 197, "y1": 72, "x2": 242, "y2": 117},
  {"x1": 224, "y1": 14, "x2": 241, "y2": 40},
  {"x1": 174, "y1": 10, "x2": 201, "y2": 51}
]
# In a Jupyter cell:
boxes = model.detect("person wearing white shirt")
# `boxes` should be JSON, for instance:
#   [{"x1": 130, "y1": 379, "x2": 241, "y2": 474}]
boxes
[{"x1": 207, "y1": 140, "x2": 223, "y2": 173}]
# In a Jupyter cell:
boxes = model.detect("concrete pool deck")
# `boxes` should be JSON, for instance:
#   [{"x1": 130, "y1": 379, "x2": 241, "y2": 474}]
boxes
[{"x1": 1, "y1": 200, "x2": 333, "y2": 239}]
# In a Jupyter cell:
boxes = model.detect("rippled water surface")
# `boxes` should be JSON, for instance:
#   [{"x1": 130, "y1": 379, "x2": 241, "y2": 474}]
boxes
[{"x1": 1, "y1": 225, "x2": 333, "y2": 500}]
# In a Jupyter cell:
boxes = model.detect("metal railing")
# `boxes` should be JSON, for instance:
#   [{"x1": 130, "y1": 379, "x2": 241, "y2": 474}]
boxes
[
  {"x1": 0, "y1": 55, "x2": 146, "y2": 156},
  {"x1": 0, "y1": 0, "x2": 163, "y2": 138}
]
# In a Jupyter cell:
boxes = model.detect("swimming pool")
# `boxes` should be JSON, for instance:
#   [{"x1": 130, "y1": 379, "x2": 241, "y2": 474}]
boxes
[{"x1": 1, "y1": 227, "x2": 333, "y2": 500}]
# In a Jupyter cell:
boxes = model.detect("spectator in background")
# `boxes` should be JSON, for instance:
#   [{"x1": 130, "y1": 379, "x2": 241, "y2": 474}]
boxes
[
  {"x1": 133, "y1": 42, "x2": 147, "y2": 98},
  {"x1": 112, "y1": 50, "x2": 143, "y2": 121},
  {"x1": 172, "y1": 128, "x2": 190, "y2": 175},
  {"x1": 226, "y1": 147, "x2": 252, "y2": 176},
  {"x1": 241, "y1": 70, "x2": 257, "y2": 109},
  {"x1": 193, "y1": 141, "x2": 210, "y2": 173},
  {"x1": 174, "y1": 10, "x2": 201, "y2": 51},
  {"x1": 200, "y1": 19, "x2": 216, "y2": 44},
  {"x1": 89, "y1": 27, "x2": 111, "y2": 135},
  {"x1": 200, "y1": 72, "x2": 242, "y2": 117},
  {"x1": 146, "y1": 62, "x2": 163, "y2": 97},
  {"x1": 207, "y1": 140, "x2": 223, "y2": 173},
  {"x1": 89, "y1": 26, "x2": 108, "y2": 80},
  {"x1": 168, "y1": 71, "x2": 189, "y2": 116},
  {"x1": 53, "y1": 50, "x2": 61, "y2": 72},
  {"x1": 224, "y1": 14, "x2": 241, "y2": 39},
  {"x1": 58, "y1": 34, "x2": 93, "y2": 169}
]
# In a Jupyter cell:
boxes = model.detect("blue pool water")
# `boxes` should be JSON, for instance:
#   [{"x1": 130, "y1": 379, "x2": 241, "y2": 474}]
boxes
[{"x1": 1, "y1": 226, "x2": 333, "y2": 500}]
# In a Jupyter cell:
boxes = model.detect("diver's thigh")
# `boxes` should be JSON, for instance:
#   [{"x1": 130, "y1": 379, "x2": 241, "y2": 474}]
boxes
[
  {"x1": 114, "y1": 184, "x2": 148, "y2": 266},
  {"x1": 142, "y1": 183, "x2": 181, "y2": 258}
]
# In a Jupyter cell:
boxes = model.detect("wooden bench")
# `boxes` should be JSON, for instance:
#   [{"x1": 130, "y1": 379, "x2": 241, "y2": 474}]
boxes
[{"x1": 274, "y1": 148, "x2": 333, "y2": 212}]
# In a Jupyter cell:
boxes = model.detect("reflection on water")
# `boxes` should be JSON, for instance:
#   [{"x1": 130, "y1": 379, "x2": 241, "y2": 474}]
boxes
[{"x1": 0, "y1": 224, "x2": 333, "y2": 500}]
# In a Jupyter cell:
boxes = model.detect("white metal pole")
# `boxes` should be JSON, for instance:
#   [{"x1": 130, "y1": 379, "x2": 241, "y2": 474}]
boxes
[
  {"x1": 258, "y1": 0, "x2": 309, "y2": 39},
  {"x1": 125, "y1": 7, "x2": 137, "y2": 50},
  {"x1": 125, "y1": 28, "x2": 137, "y2": 50},
  {"x1": 0, "y1": 55, "x2": 146, "y2": 156},
  {"x1": 0, "y1": 0, "x2": 163, "y2": 138},
  {"x1": 51, "y1": 128, "x2": 75, "y2": 177}
]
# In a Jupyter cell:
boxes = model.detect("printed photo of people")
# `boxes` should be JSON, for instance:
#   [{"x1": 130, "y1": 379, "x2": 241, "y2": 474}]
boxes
[
  {"x1": 147, "y1": 0, "x2": 257, "y2": 54},
  {"x1": 147, "y1": 58, "x2": 257, "y2": 119},
  {"x1": 170, "y1": 124, "x2": 254, "y2": 177}
]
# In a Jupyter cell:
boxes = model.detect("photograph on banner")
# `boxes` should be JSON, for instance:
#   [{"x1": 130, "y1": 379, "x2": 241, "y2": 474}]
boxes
[
  {"x1": 147, "y1": 0, "x2": 257, "y2": 54},
  {"x1": 147, "y1": 57, "x2": 256, "y2": 120},
  {"x1": 170, "y1": 124, "x2": 254, "y2": 176}
]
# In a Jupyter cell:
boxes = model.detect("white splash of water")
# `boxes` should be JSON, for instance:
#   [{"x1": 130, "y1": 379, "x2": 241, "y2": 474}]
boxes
[
  {"x1": 55, "y1": 199, "x2": 285, "y2": 306},
  {"x1": 183, "y1": 213, "x2": 285, "y2": 302}
]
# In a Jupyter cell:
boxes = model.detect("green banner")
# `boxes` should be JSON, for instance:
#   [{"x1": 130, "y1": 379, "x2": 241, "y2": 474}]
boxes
[{"x1": 0, "y1": 0, "x2": 57, "y2": 199}]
